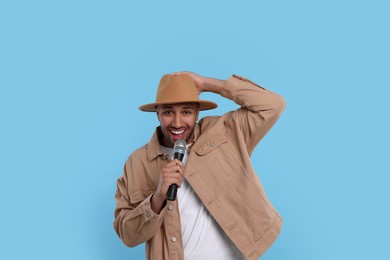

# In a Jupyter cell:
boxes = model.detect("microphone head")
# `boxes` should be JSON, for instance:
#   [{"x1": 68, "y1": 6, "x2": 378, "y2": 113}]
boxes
[{"x1": 173, "y1": 139, "x2": 186, "y2": 155}]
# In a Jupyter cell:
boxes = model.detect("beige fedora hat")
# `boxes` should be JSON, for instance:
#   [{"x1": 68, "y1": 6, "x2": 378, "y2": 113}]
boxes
[{"x1": 139, "y1": 73, "x2": 218, "y2": 112}]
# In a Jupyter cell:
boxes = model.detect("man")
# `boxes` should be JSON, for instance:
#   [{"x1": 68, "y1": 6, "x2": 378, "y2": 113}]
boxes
[{"x1": 114, "y1": 72, "x2": 286, "y2": 260}]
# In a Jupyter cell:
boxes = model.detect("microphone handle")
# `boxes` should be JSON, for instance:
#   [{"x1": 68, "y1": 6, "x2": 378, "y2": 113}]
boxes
[
  {"x1": 166, "y1": 151, "x2": 184, "y2": 201},
  {"x1": 166, "y1": 184, "x2": 178, "y2": 201}
]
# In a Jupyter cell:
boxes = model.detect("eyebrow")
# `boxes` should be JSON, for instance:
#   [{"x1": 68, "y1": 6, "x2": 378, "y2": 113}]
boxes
[
  {"x1": 182, "y1": 106, "x2": 197, "y2": 110},
  {"x1": 160, "y1": 105, "x2": 197, "y2": 110}
]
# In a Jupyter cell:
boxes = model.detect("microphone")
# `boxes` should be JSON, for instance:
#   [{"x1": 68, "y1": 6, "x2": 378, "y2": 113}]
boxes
[{"x1": 166, "y1": 139, "x2": 186, "y2": 201}]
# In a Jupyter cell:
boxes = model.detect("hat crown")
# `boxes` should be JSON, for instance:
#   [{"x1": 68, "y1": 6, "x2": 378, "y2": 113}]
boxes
[
  {"x1": 138, "y1": 73, "x2": 217, "y2": 112},
  {"x1": 156, "y1": 74, "x2": 199, "y2": 104}
]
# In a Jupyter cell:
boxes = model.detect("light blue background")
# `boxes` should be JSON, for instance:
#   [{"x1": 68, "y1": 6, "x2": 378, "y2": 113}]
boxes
[{"x1": 1, "y1": 1, "x2": 389, "y2": 259}]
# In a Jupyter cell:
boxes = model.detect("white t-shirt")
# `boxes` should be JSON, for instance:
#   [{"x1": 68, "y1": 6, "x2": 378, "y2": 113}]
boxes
[{"x1": 161, "y1": 145, "x2": 244, "y2": 260}]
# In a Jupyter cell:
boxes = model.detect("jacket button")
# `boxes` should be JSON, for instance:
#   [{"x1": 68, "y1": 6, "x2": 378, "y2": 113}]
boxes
[
  {"x1": 168, "y1": 205, "x2": 174, "y2": 211},
  {"x1": 171, "y1": 236, "x2": 177, "y2": 243}
]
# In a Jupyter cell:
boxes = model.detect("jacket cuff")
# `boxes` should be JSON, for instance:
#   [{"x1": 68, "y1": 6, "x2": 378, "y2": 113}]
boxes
[
  {"x1": 140, "y1": 193, "x2": 167, "y2": 223},
  {"x1": 220, "y1": 74, "x2": 266, "y2": 100}
]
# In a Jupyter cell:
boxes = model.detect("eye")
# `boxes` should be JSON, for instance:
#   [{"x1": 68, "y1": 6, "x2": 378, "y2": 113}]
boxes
[
  {"x1": 182, "y1": 110, "x2": 193, "y2": 115},
  {"x1": 162, "y1": 110, "x2": 173, "y2": 115}
]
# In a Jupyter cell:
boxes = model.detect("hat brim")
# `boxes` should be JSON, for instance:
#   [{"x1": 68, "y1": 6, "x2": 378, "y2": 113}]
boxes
[{"x1": 139, "y1": 100, "x2": 217, "y2": 112}]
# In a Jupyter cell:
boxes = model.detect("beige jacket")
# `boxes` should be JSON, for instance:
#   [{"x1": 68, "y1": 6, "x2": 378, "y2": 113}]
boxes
[{"x1": 114, "y1": 75, "x2": 286, "y2": 259}]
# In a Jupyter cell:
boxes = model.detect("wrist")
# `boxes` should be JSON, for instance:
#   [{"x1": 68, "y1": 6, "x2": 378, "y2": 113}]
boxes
[
  {"x1": 202, "y1": 77, "x2": 224, "y2": 94},
  {"x1": 151, "y1": 193, "x2": 165, "y2": 213}
]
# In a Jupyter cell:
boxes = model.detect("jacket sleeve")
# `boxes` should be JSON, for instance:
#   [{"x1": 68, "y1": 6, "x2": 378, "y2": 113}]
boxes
[
  {"x1": 113, "y1": 155, "x2": 166, "y2": 247},
  {"x1": 220, "y1": 74, "x2": 286, "y2": 155}
]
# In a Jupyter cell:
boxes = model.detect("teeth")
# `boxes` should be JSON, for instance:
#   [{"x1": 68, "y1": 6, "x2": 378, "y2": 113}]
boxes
[{"x1": 171, "y1": 129, "x2": 184, "y2": 135}]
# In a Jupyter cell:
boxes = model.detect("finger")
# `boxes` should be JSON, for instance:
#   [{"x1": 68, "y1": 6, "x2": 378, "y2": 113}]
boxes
[
  {"x1": 162, "y1": 168, "x2": 183, "y2": 180},
  {"x1": 171, "y1": 71, "x2": 189, "y2": 76},
  {"x1": 165, "y1": 159, "x2": 183, "y2": 166},
  {"x1": 168, "y1": 165, "x2": 184, "y2": 176},
  {"x1": 163, "y1": 175, "x2": 184, "y2": 188},
  {"x1": 163, "y1": 160, "x2": 184, "y2": 173}
]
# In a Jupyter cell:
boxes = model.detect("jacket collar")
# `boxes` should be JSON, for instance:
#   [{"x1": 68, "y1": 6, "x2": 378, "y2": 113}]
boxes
[{"x1": 146, "y1": 124, "x2": 201, "y2": 162}]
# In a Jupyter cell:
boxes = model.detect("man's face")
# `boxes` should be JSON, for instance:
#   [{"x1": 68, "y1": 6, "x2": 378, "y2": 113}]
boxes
[{"x1": 157, "y1": 103, "x2": 199, "y2": 148}]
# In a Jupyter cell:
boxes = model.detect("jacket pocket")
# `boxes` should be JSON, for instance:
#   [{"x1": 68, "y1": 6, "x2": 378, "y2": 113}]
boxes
[
  {"x1": 129, "y1": 188, "x2": 156, "y2": 205},
  {"x1": 194, "y1": 134, "x2": 229, "y2": 156}
]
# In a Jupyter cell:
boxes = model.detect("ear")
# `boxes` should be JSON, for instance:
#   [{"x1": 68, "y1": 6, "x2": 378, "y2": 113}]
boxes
[
  {"x1": 156, "y1": 111, "x2": 160, "y2": 122},
  {"x1": 196, "y1": 104, "x2": 200, "y2": 121}
]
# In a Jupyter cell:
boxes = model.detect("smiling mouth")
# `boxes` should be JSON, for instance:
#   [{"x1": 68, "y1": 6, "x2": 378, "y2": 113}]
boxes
[{"x1": 170, "y1": 129, "x2": 185, "y2": 135}]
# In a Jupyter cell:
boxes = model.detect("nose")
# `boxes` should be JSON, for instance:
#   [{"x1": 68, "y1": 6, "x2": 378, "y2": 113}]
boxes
[{"x1": 172, "y1": 113, "x2": 182, "y2": 128}]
